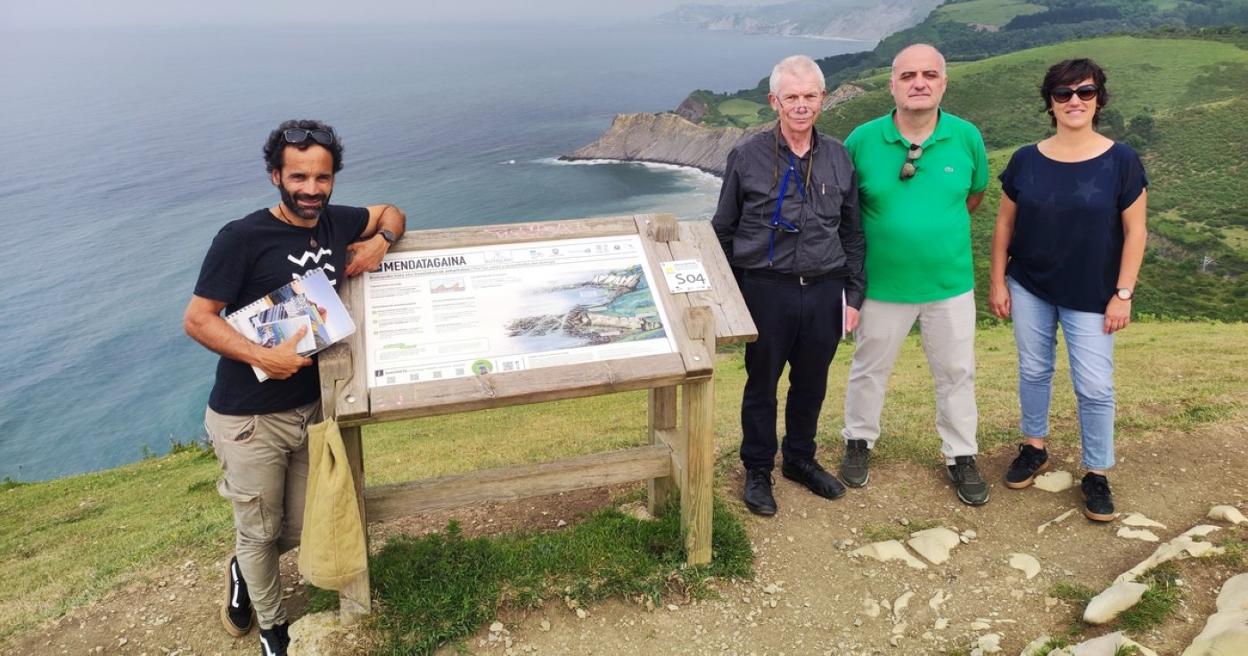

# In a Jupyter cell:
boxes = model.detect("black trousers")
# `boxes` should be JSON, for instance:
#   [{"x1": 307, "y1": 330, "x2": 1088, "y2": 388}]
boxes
[{"x1": 738, "y1": 271, "x2": 845, "y2": 471}]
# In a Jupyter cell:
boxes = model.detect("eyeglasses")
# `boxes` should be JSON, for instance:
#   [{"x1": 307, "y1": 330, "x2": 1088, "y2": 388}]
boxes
[
  {"x1": 899, "y1": 143, "x2": 922, "y2": 181},
  {"x1": 1051, "y1": 84, "x2": 1099, "y2": 104},
  {"x1": 282, "y1": 128, "x2": 335, "y2": 146}
]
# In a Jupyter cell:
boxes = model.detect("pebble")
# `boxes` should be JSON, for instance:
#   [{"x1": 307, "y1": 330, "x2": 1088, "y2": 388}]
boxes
[
  {"x1": 934, "y1": 618, "x2": 949, "y2": 630},
  {"x1": 666, "y1": 604, "x2": 679, "y2": 612},
  {"x1": 575, "y1": 608, "x2": 588, "y2": 619},
  {"x1": 540, "y1": 620, "x2": 551, "y2": 631}
]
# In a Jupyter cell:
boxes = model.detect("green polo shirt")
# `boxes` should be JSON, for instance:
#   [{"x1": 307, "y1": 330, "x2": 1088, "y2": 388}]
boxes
[{"x1": 844, "y1": 110, "x2": 989, "y2": 303}]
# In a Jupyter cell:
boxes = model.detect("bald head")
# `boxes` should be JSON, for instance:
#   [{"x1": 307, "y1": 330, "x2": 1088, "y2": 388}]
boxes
[
  {"x1": 889, "y1": 43, "x2": 948, "y2": 114},
  {"x1": 891, "y1": 44, "x2": 946, "y2": 75}
]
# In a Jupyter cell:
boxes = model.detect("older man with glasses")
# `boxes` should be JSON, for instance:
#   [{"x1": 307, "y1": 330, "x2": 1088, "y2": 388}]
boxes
[
  {"x1": 837, "y1": 44, "x2": 992, "y2": 506},
  {"x1": 184, "y1": 119, "x2": 405, "y2": 656},
  {"x1": 712, "y1": 55, "x2": 865, "y2": 516}
]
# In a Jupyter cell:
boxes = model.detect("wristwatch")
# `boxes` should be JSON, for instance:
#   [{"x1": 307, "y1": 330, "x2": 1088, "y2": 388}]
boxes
[
  {"x1": 1116, "y1": 288, "x2": 1134, "y2": 301},
  {"x1": 377, "y1": 229, "x2": 397, "y2": 245}
]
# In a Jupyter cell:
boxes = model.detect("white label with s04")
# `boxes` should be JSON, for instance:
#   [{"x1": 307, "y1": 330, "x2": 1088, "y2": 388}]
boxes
[{"x1": 660, "y1": 259, "x2": 712, "y2": 293}]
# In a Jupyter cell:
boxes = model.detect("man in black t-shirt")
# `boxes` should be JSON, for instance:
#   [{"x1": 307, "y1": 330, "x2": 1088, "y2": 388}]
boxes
[{"x1": 184, "y1": 119, "x2": 405, "y2": 656}]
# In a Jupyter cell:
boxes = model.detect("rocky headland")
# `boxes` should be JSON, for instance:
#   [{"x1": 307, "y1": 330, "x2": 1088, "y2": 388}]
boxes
[{"x1": 564, "y1": 84, "x2": 865, "y2": 176}]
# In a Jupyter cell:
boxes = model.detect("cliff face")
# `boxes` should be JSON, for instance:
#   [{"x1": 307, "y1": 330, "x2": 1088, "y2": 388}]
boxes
[{"x1": 563, "y1": 112, "x2": 765, "y2": 176}]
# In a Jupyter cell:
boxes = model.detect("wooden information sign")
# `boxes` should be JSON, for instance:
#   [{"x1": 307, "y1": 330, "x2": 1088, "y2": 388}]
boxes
[{"x1": 318, "y1": 214, "x2": 756, "y2": 621}]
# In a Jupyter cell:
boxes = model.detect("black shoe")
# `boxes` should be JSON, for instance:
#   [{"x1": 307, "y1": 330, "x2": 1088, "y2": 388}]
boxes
[
  {"x1": 258, "y1": 622, "x2": 290, "y2": 656},
  {"x1": 840, "y1": 439, "x2": 871, "y2": 488},
  {"x1": 782, "y1": 458, "x2": 846, "y2": 500},
  {"x1": 1082, "y1": 472, "x2": 1116, "y2": 522},
  {"x1": 1004, "y1": 444, "x2": 1050, "y2": 489},
  {"x1": 946, "y1": 456, "x2": 990, "y2": 506},
  {"x1": 221, "y1": 555, "x2": 253, "y2": 637},
  {"x1": 743, "y1": 468, "x2": 777, "y2": 516}
]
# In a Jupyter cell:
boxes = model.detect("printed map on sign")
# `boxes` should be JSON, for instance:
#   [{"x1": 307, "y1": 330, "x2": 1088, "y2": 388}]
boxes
[{"x1": 362, "y1": 235, "x2": 675, "y2": 388}]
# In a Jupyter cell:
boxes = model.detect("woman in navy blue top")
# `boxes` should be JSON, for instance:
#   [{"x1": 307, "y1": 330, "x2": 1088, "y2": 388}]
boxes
[{"x1": 989, "y1": 59, "x2": 1148, "y2": 522}]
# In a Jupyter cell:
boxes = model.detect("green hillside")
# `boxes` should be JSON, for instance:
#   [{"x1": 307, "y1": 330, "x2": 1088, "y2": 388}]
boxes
[{"x1": 814, "y1": 35, "x2": 1248, "y2": 321}]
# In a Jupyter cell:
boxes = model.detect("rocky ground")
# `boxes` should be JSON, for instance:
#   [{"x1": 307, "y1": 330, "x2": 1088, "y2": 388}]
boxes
[{"x1": 8, "y1": 418, "x2": 1247, "y2": 656}]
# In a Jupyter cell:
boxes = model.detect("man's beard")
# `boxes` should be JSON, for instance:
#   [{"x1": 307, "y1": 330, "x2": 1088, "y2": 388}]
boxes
[{"x1": 279, "y1": 184, "x2": 331, "y2": 220}]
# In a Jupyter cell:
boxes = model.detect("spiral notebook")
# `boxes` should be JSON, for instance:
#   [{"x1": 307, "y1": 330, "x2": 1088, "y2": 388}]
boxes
[{"x1": 224, "y1": 268, "x2": 356, "y2": 382}]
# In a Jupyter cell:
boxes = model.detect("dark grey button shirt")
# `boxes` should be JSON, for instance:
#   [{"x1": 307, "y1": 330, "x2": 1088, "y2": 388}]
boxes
[{"x1": 711, "y1": 127, "x2": 866, "y2": 308}]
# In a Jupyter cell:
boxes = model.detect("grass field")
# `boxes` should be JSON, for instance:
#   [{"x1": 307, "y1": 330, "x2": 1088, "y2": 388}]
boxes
[
  {"x1": 813, "y1": 35, "x2": 1248, "y2": 322},
  {"x1": 2, "y1": 322, "x2": 1245, "y2": 645},
  {"x1": 932, "y1": 0, "x2": 1048, "y2": 27}
]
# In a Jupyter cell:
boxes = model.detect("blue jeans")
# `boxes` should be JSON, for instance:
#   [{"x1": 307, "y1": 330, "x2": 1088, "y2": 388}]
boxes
[{"x1": 1008, "y1": 278, "x2": 1116, "y2": 470}]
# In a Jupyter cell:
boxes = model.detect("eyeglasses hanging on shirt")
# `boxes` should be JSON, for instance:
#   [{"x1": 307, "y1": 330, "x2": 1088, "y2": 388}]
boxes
[{"x1": 768, "y1": 149, "x2": 813, "y2": 267}]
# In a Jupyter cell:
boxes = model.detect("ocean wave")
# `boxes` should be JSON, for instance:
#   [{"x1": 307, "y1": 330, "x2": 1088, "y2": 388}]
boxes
[{"x1": 535, "y1": 157, "x2": 722, "y2": 184}]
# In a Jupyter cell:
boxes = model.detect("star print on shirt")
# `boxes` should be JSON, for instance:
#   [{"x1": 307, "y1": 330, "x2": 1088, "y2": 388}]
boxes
[{"x1": 1074, "y1": 178, "x2": 1103, "y2": 204}]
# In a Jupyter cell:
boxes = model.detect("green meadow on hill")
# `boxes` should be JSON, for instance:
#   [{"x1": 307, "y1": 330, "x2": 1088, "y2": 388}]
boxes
[{"x1": 813, "y1": 34, "x2": 1248, "y2": 321}]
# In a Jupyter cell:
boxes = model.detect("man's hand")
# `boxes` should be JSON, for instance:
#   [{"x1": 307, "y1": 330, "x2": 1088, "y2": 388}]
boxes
[
  {"x1": 989, "y1": 281, "x2": 1011, "y2": 319},
  {"x1": 1103, "y1": 297, "x2": 1131, "y2": 334},
  {"x1": 844, "y1": 306, "x2": 861, "y2": 334},
  {"x1": 253, "y1": 326, "x2": 313, "y2": 379},
  {"x1": 345, "y1": 235, "x2": 389, "y2": 277}
]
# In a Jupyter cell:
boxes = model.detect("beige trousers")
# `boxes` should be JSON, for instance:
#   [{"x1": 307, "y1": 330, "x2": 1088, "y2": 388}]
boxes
[
  {"x1": 205, "y1": 401, "x2": 319, "y2": 629},
  {"x1": 842, "y1": 291, "x2": 978, "y2": 463}
]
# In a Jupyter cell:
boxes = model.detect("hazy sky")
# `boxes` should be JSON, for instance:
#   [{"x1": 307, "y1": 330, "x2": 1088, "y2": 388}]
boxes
[{"x1": 3, "y1": 0, "x2": 772, "y2": 29}]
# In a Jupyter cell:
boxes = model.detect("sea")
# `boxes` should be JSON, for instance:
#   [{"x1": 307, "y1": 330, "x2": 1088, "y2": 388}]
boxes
[{"x1": 0, "y1": 22, "x2": 868, "y2": 481}]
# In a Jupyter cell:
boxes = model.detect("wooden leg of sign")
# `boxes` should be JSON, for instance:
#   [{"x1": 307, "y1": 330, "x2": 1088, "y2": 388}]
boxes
[
  {"x1": 681, "y1": 306, "x2": 715, "y2": 566},
  {"x1": 647, "y1": 386, "x2": 679, "y2": 516},
  {"x1": 338, "y1": 425, "x2": 372, "y2": 623}
]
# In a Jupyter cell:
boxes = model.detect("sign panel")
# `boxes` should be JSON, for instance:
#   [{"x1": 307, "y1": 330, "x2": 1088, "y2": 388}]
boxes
[
  {"x1": 660, "y1": 259, "x2": 712, "y2": 293},
  {"x1": 362, "y1": 235, "x2": 675, "y2": 389}
]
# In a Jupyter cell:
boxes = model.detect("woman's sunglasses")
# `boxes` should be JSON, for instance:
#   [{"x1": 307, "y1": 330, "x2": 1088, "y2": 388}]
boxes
[{"x1": 1051, "y1": 84, "x2": 1099, "y2": 104}]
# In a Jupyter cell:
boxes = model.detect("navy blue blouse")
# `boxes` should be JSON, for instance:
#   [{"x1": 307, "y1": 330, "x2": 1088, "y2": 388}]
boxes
[{"x1": 999, "y1": 142, "x2": 1147, "y2": 313}]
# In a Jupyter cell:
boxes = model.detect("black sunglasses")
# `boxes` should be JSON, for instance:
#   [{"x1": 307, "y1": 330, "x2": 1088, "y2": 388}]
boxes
[
  {"x1": 282, "y1": 128, "x2": 334, "y2": 146},
  {"x1": 1051, "y1": 84, "x2": 1099, "y2": 104},
  {"x1": 899, "y1": 143, "x2": 923, "y2": 181}
]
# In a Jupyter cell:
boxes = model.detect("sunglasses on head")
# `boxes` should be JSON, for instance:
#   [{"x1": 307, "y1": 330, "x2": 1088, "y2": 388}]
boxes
[
  {"x1": 1051, "y1": 84, "x2": 1098, "y2": 104},
  {"x1": 899, "y1": 143, "x2": 923, "y2": 181},
  {"x1": 282, "y1": 128, "x2": 334, "y2": 146}
]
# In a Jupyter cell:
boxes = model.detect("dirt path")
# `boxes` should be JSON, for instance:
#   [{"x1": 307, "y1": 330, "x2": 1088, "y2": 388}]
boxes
[{"x1": 9, "y1": 420, "x2": 1248, "y2": 656}]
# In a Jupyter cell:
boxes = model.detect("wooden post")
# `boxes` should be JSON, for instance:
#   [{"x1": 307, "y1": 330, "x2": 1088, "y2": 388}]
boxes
[
  {"x1": 338, "y1": 424, "x2": 371, "y2": 623},
  {"x1": 647, "y1": 386, "x2": 679, "y2": 515},
  {"x1": 681, "y1": 306, "x2": 715, "y2": 565}
]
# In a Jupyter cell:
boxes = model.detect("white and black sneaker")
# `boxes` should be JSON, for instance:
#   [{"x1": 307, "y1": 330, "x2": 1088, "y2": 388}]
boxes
[
  {"x1": 258, "y1": 622, "x2": 290, "y2": 656},
  {"x1": 222, "y1": 555, "x2": 254, "y2": 637}
]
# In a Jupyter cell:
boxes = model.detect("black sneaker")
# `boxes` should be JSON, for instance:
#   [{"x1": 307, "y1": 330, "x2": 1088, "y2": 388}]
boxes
[
  {"x1": 1004, "y1": 444, "x2": 1050, "y2": 489},
  {"x1": 221, "y1": 555, "x2": 253, "y2": 637},
  {"x1": 840, "y1": 439, "x2": 871, "y2": 488},
  {"x1": 946, "y1": 456, "x2": 990, "y2": 506},
  {"x1": 1082, "y1": 472, "x2": 1116, "y2": 522},
  {"x1": 782, "y1": 458, "x2": 846, "y2": 500},
  {"x1": 743, "y1": 468, "x2": 777, "y2": 516},
  {"x1": 258, "y1": 622, "x2": 290, "y2": 656}
]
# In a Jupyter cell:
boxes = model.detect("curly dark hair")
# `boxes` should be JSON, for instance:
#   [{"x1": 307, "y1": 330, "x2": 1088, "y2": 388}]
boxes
[
  {"x1": 1040, "y1": 58, "x2": 1110, "y2": 127},
  {"x1": 262, "y1": 119, "x2": 344, "y2": 173}
]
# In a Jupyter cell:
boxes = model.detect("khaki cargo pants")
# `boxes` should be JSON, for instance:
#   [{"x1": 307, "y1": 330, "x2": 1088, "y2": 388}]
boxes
[{"x1": 205, "y1": 401, "x2": 319, "y2": 629}]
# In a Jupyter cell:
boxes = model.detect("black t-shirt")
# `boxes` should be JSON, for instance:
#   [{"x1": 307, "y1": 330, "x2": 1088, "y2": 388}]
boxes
[
  {"x1": 193, "y1": 205, "x2": 369, "y2": 415},
  {"x1": 999, "y1": 142, "x2": 1147, "y2": 312}
]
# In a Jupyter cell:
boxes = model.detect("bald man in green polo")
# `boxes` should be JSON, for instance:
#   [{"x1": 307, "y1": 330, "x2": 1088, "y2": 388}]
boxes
[{"x1": 838, "y1": 43, "x2": 992, "y2": 506}]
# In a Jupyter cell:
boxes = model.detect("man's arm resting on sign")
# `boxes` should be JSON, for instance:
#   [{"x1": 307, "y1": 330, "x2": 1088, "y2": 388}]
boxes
[
  {"x1": 346, "y1": 203, "x2": 407, "y2": 276},
  {"x1": 183, "y1": 295, "x2": 311, "y2": 380}
]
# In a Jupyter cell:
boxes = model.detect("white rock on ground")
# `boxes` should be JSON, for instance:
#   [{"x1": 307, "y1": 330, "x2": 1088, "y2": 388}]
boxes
[
  {"x1": 973, "y1": 632, "x2": 1002, "y2": 654},
  {"x1": 1122, "y1": 512, "x2": 1167, "y2": 529},
  {"x1": 1115, "y1": 524, "x2": 1224, "y2": 584},
  {"x1": 1037, "y1": 508, "x2": 1077, "y2": 534},
  {"x1": 1083, "y1": 581, "x2": 1148, "y2": 624},
  {"x1": 1182, "y1": 572, "x2": 1248, "y2": 655},
  {"x1": 1019, "y1": 634, "x2": 1054, "y2": 656},
  {"x1": 1065, "y1": 631, "x2": 1159, "y2": 656},
  {"x1": 1207, "y1": 504, "x2": 1248, "y2": 525},
  {"x1": 892, "y1": 590, "x2": 913, "y2": 622},
  {"x1": 1034, "y1": 470, "x2": 1074, "y2": 492},
  {"x1": 928, "y1": 589, "x2": 949, "y2": 611},
  {"x1": 1008, "y1": 553, "x2": 1041, "y2": 580},
  {"x1": 288, "y1": 611, "x2": 345, "y2": 655},
  {"x1": 849, "y1": 540, "x2": 928, "y2": 569},
  {"x1": 1116, "y1": 527, "x2": 1161, "y2": 542},
  {"x1": 906, "y1": 527, "x2": 961, "y2": 565}
]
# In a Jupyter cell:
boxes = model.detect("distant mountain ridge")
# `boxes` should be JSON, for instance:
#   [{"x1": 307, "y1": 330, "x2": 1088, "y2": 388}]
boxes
[{"x1": 658, "y1": 0, "x2": 943, "y2": 42}]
